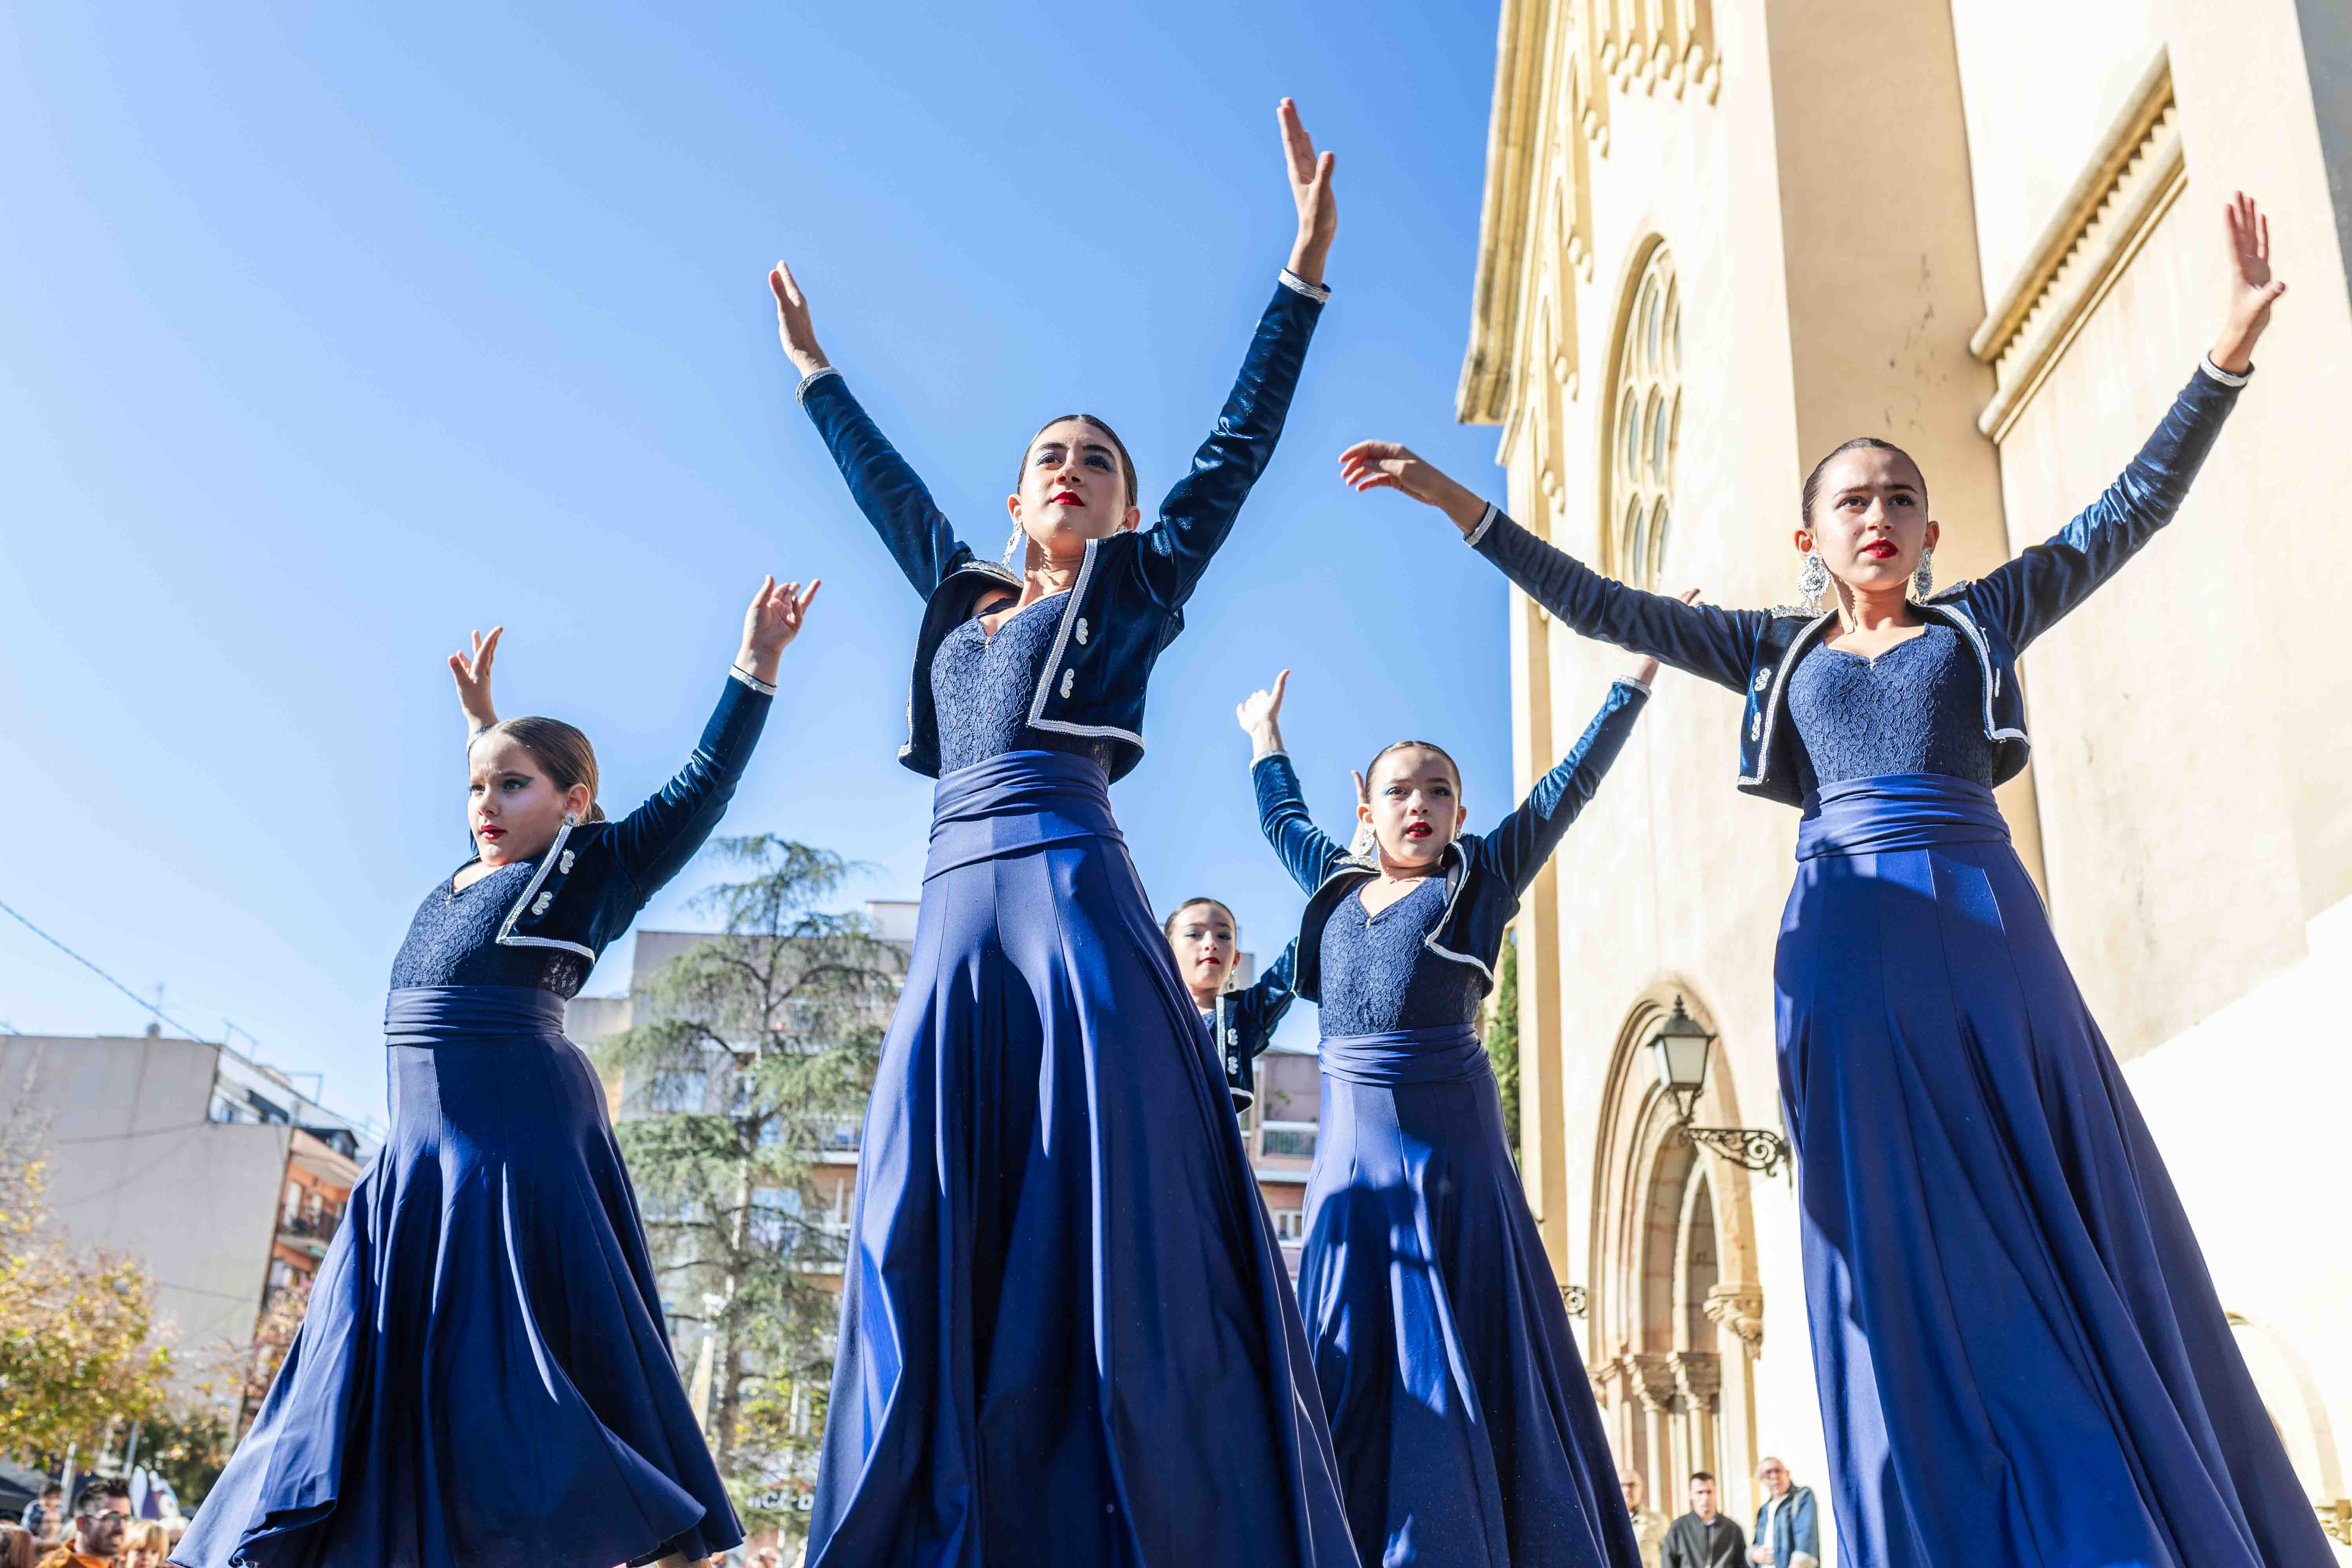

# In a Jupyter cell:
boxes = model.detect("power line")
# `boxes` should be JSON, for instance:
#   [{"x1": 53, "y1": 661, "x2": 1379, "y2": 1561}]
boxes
[
  {"x1": 0, "y1": 895, "x2": 212, "y2": 1040},
  {"x1": 0, "y1": 893, "x2": 383, "y2": 1137}
]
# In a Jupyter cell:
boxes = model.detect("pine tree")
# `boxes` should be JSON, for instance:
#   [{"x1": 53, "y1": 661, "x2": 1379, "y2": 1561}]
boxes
[
  {"x1": 590, "y1": 835, "x2": 902, "y2": 1541},
  {"x1": 1488, "y1": 931, "x2": 1522, "y2": 1167}
]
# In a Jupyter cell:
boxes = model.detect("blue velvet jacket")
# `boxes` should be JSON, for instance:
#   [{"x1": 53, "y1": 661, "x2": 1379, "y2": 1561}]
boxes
[
  {"x1": 1254, "y1": 679, "x2": 1650, "y2": 1007},
  {"x1": 1468, "y1": 359, "x2": 2245, "y2": 806},
  {"x1": 795, "y1": 272, "x2": 1328, "y2": 782},
  {"x1": 1208, "y1": 941, "x2": 1298, "y2": 1111},
  {"x1": 463, "y1": 671, "x2": 772, "y2": 965}
]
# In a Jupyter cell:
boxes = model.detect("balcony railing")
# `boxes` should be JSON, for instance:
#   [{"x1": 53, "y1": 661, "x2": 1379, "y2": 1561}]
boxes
[
  {"x1": 1259, "y1": 1123, "x2": 1317, "y2": 1160},
  {"x1": 279, "y1": 1209, "x2": 341, "y2": 1248}
]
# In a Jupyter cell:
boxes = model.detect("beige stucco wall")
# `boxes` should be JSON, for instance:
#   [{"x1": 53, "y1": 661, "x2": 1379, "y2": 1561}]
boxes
[{"x1": 4, "y1": 1034, "x2": 290, "y2": 1412}]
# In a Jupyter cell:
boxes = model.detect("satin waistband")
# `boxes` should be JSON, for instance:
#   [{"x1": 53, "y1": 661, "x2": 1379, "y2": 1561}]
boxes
[
  {"x1": 1796, "y1": 773, "x2": 2012, "y2": 862},
  {"x1": 384, "y1": 985, "x2": 568, "y2": 1047},
  {"x1": 1319, "y1": 1024, "x2": 1491, "y2": 1087},
  {"x1": 926, "y1": 749, "x2": 1123, "y2": 881}
]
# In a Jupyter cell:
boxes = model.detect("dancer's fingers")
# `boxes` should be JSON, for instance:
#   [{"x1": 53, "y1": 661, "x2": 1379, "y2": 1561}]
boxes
[
  {"x1": 1270, "y1": 668, "x2": 1289, "y2": 708},
  {"x1": 797, "y1": 578, "x2": 823, "y2": 614}
]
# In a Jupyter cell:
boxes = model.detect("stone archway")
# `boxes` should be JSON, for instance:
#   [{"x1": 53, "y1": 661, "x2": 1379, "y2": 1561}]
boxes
[{"x1": 1589, "y1": 985, "x2": 1766, "y2": 1520}]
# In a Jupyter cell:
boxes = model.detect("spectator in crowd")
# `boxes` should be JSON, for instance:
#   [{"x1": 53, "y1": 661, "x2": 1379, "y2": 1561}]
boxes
[
  {"x1": 1663, "y1": 1472, "x2": 1748, "y2": 1568},
  {"x1": 15, "y1": 1487, "x2": 62, "y2": 1546},
  {"x1": 1750, "y1": 1456, "x2": 1820, "y2": 1568},
  {"x1": 33, "y1": 1510, "x2": 122, "y2": 1568},
  {"x1": 1622, "y1": 1468, "x2": 1670, "y2": 1568},
  {"x1": 71, "y1": 1481, "x2": 127, "y2": 1521},
  {"x1": 119, "y1": 1521, "x2": 167, "y2": 1568},
  {"x1": 0, "y1": 1522, "x2": 37, "y2": 1568},
  {"x1": 160, "y1": 1519, "x2": 188, "y2": 1556}
]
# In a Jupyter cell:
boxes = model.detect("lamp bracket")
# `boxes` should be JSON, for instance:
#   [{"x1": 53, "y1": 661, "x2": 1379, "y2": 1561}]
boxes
[{"x1": 1676, "y1": 1122, "x2": 1793, "y2": 1180}]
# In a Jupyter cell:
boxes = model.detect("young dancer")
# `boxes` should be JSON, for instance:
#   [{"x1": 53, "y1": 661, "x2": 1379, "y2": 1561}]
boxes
[
  {"x1": 1338, "y1": 194, "x2": 2334, "y2": 1568},
  {"x1": 770, "y1": 102, "x2": 1353, "y2": 1567},
  {"x1": 1164, "y1": 896, "x2": 1298, "y2": 1111},
  {"x1": 172, "y1": 577, "x2": 818, "y2": 1568},
  {"x1": 1236, "y1": 656, "x2": 1661, "y2": 1568}
]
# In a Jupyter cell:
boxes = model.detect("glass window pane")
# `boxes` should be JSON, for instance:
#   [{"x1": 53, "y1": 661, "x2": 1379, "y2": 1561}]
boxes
[
  {"x1": 1645, "y1": 390, "x2": 1665, "y2": 481},
  {"x1": 1645, "y1": 276, "x2": 1662, "y2": 365},
  {"x1": 1652, "y1": 499, "x2": 1671, "y2": 583},
  {"x1": 1625, "y1": 497, "x2": 1646, "y2": 582},
  {"x1": 1621, "y1": 391, "x2": 1639, "y2": 472}
]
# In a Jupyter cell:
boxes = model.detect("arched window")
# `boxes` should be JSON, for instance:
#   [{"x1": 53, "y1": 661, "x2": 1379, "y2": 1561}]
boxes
[{"x1": 1608, "y1": 243, "x2": 1681, "y2": 589}]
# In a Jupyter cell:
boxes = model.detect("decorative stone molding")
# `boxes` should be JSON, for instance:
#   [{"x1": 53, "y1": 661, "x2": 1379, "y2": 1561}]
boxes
[
  {"x1": 1671, "y1": 1348, "x2": 1721, "y2": 1408},
  {"x1": 1702, "y1": 1281, "x2": 1764, "y2": 1359},
  {"x1": 1458, "y1": 0, "x2": 1720, "y2": 426},
  {"x1": 1969, "y1": 52, "x2": 2183, "y2": 441}
]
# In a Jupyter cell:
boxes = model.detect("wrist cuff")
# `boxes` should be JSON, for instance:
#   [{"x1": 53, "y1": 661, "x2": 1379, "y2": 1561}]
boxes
[
  {"x1": 1464, "y1": 502, "x2": 1500, "y2": 547},
  {"x1": 2198, "y1": 354, "x2": 2250, "y2": 387},
  {"x1": 794, "y1": 365, "x2": 842, "y2": 404},
  {"x1": 1252, "y1": 747, "x2": 1289, "y2": 766},
  {"x1": 1278, "y1": 269, "x2": 1331, "y2": 303},
  {"x1": 1616, "y1": 675, "x2": 1653, "y2": 696},
  {"x1": 731, "y1": 664, "x2": 779, "y2": 696}
]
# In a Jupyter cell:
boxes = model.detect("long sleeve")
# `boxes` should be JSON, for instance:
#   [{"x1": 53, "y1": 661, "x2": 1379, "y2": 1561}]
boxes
[
  {"x1": 605, "y1": 672, "x2": 773, "y2": 909},
  {"x1": 1470, "y1": 506, "x2": 1766, "y2": 692},
  {"x1": 1243, "y1": 940, "x2": 1299, "y2": 1060},
  {"x1": 1252, "y1": 750, "x2": 1351, "y2": 897},
  {"x1": 1969, "y1": 361, "x2": 2245, "y2": 652},
  {"x1": 797, "y1": 370, "x2": 969, "y2": 596},
  {"x1": 1132, "y1": 273, "x2": 1327, "y2": 612},
  {"x1": 1479, "y1": 679, "x2": 1650, "y2": 896}
]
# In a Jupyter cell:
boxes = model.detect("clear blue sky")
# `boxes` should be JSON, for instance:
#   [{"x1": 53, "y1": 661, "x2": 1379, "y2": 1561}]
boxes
[{"x1": 0, "y1": 1, "x2": 1585, "y2": 1122}]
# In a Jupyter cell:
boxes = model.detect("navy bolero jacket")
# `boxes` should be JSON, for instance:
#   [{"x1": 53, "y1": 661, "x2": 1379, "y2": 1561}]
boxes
[
  {"x1": 796, "y1": 272, "x2": 1328, "y2": 782},
  {"x1": 470, "y1": 671, "x2": 772, "y2": 964},
  {"x1": 1209, "y1": 941, "x2": 1298, "y2": 1111},
  {"x1": 1467, "y1": 360, "x2": 2245, "y2": 806},
  {"x1": 1254, "y1": 679, "x2": 1649, "y2": 1007}
]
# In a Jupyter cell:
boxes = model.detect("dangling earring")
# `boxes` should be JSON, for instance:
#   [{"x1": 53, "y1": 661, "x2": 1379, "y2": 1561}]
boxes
[
  {"x1": 1797, "y1": 552, "x2": 1829, "y2": 610},
  {"x1": 1001, "y1": 520, "x2": 1027, "y2": 570},
  {"x1": 1912, "y1": 545, "x2": 1935, "y2": 600}
]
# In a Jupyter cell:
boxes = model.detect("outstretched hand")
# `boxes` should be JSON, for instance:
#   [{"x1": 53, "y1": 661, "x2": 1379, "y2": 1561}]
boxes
[
  {"x1": 1338, "y1": 441, "x2": 1490, "y2": 535},
  {"x1": 1279, "y1": 99, "x2": 1337, "y2": 287},
  {"x1": 1236, "y1": 668, "x2": 1290, "y2": 757},
  {"x1": 449, "y1": 627, "x2": 503, "y2": 737},
  {"x1": 739, "y1": 576, "x2": 821, "y2": 684},
  {"x1": 770, "y1": 260, "x2": 830, "y2": 379},
  {"x1": 2214, "y1": 192, "x2": 2285, "y2": 374}
]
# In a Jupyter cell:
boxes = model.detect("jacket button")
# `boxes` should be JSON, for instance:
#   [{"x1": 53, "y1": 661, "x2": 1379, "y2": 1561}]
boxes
[
  {"x1": 558, "y1": 850, "x2": 575, "y2": 874},
  {"x1": 1228, "y1": 1054, "x2": 1240, "y2": 1074},
  {"x1": 1753, "y1": 668, "x2": 1771, "y2": 691},
  {"x1": 1060, "y1": 669, "x2": 1075, "y2": 699},
  {"x1": 532, "y1": 891, "x2": 554, "y2": 916},
  {"x1": 1076, "y1": 617, "x2": 1089, "y2": 644},
  {"x1": 1749, "y1": 713, "x2": 1762, "y2": 741}
]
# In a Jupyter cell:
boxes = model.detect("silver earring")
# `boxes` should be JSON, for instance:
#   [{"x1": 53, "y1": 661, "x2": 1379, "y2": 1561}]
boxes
[
  {"x1": 1797, "y1": 552, "x2": 1829, "y2": 609},
  {"x1": 1001, "y1": 521, "x2": 1027, "y2": 568},
  {"x1": 1912, "y1": 546, "x2": 1934, "y2": 599}
]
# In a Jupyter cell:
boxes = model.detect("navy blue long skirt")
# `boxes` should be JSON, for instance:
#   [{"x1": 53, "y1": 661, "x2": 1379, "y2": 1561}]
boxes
[
  {"x1": 1298, "y1": 1025, "x2": 1639, "y2": 1568},
  {"x1": 1776, "y1": 774, "x2": 2333, "y2": 1568},
  {"x1": 807, "y1": 750, "x2": 1353, "y2": 1568},
  {"x1": 172, "y1": 986, "x2": 741, "y2": 1568}
]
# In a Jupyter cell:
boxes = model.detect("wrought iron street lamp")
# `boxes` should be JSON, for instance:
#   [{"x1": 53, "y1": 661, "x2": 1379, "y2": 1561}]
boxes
[{"x1": 1647, "y1": 996, "x2": 1793, "y2": 1179}]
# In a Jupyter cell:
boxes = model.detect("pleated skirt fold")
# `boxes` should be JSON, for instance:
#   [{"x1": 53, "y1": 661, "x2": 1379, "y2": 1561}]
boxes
[
  {"x1": 1776, "y1": 774, "x2": 2332, "y2": 1568},
  {"x1": 172, "y1": 985, "x2": 741, "y2": 1568},
  {"x1": 807, "y1": 751, "x2": 1352, "y2": 1568},
  {"x1": 1300, "y1": 1026, "x2": 1640, "y2": 1568}
]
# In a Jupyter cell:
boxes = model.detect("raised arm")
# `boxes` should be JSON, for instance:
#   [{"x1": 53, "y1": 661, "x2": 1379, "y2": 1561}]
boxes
[
  {"x1": 1238, "y1": 669, "x2": 1352, "y2": 895},
  {"x1": 1969, "y1": 193, "x2": 2279, "y2": 651},
  {"x1": 1338, "y1": 440, "x2": 1766, "y2": 691},
  {"x1": 1136, "y1": 100, "x2": 1337, "y2": 610},
  {"x1": 1243, "y1": 939, "x2": 1299, "y2": 1060},
  {"x1": 1480, "y1": 643, "x2": 1663, "y2": 896},
  {"x1": 607, "y1": 577, "x2": 815, "y2": 902},
  {"x1": 771, "y1": 261, "x2": 968, "y2": 595}
]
